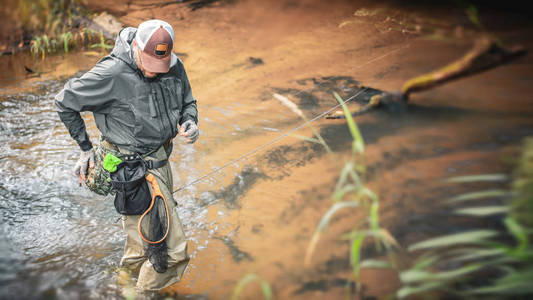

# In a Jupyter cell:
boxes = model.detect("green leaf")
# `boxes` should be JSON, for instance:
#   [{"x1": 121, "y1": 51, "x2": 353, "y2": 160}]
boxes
[
  {"x1": 408, "y1": 230, "x2": 498, "y2": 252},
  {"x1": 504, "y1": 217, "x2": 528, "y2": 251},
  {"x1": 260, "y1": 281, "x2": 273, "y2": 300},
  {"x1": 496, "y1": 268, "x2": 533, "y2": 286},
  {"x1": 444, "y1": 174, "x2": 508, "y2": 183},
  {"x1": 351, "y1": 233, "x2": 365, "y2": 276},
  {"x1": 397, "y1": 281, "x2": 443, "y2": 299},
  {"x1": 232, "y1": 273, "x2": 272, "y2": 300},
  {"x1": 316, "y1": 201, "x2": 359, "y2": 232},
  {"x1": 467, "y1": 269, "x2": 533, "y2": 295},
  {"x1": 334, "y1": 162, "x2": 362, "y2": 199},
  {"x1": 411, "y1": 254, "x2": 440, "y2": 271},
  {"x1": 447, "y1": 189, "x2": 511, "y2": 204},
  {"x1": 455, "y1": 206, "x2": 509, "y2": 217},
  {"x1": 333, "y1": 92, "x2": 365, "y2": 154},
  {"x1": 332, "y1": 184, "x2": 358, "y2": 202},
  {"x1": 369, "y1": 200, "x2": 379, "y2": 231},
  {"x1": 334, "y1": 161, "x2": 353, "y2": 192},
  {"x1": 445, "y1": 248, "x2": 506, "y2": 264},
  {"x1": 360, "y1": 259, "x2": 393, "y2": 269},
  {"x1": 400, "y1": 263, "x2": 483, "y2": 284},
  {"x1": 355, "y1": 228, "x2": 399, "y2": 250}
]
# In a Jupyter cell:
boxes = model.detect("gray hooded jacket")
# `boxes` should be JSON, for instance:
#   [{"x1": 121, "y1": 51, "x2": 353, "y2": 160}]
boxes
[{"x1": 55, "y1": 27, "x2": 198, "y2": 154}]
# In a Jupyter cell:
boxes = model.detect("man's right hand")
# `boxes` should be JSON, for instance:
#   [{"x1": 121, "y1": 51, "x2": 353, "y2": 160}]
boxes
[{"x1": 74, "y1": 148, "x2": 95, "y2": 182}]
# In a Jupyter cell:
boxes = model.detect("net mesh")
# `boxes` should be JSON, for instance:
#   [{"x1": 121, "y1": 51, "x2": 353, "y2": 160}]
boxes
[{"x1": 140, "y1": 195, "x2": 169, "y2": 273}]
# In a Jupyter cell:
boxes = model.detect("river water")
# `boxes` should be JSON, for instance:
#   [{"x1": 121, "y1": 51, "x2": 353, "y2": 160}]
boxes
[{"x1": 1, "y1": 18, "x2": 533, "y2": 300}]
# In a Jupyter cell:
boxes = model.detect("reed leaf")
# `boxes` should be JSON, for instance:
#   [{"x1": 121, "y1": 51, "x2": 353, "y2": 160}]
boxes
[
  {"x1": 408, "y1": 230, "x2": 499, "y2": 252},
  {"x1": 333, "y1": 92, "x2": 364, "y2": 155},
  {"x1": 400, "y1": 263, "x2": 483, "y2": 284},
  {"x1": 335, "y1": 161, "x2": 352, "y2": 191},
  {"x1": 504, "y1": 217, "x2": 528, "y2": 251},
  {"x1": 351, "y1": 233, "x2": 365, "y2": 276},
  {"x1": 304, "y1": 232, "x2": 321, "y2": 266},
  {"x1": 397, "y1": 282, "x2": 444, "y2": 299},
  {"x1": 444, "y1": 174, "x2": 508, "y2": 183},
  {"x1": 332, "y1": 184, "x2": 358, "y2": 202},
  {"x1": 455, "y1": 206, "x2": 509, "y2": 217},
  {"x1": 317, "y1": 201, "x2": 359, "y2": 232},
  {"x1": 378, "y1": 228, "x2": 400, "y2": 250},
  {"x1": 467, "y1": 269, "x2": 533, "y2": 295},
  {"x1": 231, "y1": 273, "x2": 272, "y2": 300},
  {"x1": 444, "y1": 248, "x2": 507, "y2": 264},
  {"x1": 446, "y1": 189, "x2": 511, "y2": 204},
  {"x1": 411, "y1": 254, "x2": 440, "y2": 271},
  {"x1": 360, "y1": 259, "x2": 393, "y2": 269},
  {"x1": 369, "y1": 200, "x2": 379, "y2": 231}
]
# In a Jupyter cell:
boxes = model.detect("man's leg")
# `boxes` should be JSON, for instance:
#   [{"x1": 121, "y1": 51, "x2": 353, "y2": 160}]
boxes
[
  {"x1": 136, "y1": 148, "x2": 190, "y2": 291},
  {"x1": 120, "y1": 215, "x2": 148, "y2": 272}
]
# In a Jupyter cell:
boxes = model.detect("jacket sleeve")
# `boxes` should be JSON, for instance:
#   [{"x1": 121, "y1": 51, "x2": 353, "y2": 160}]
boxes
[
  {"x1": 55, "y1": 59, "x2": 116, "y2": 151},
  {"x1": 177, "y1": 61, "x2": 198, "y2": 125}
]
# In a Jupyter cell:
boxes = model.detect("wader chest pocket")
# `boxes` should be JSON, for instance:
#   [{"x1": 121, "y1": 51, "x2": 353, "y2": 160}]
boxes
[{"x1": 110, "y1": 159, "x2": 151, "y2": 215}]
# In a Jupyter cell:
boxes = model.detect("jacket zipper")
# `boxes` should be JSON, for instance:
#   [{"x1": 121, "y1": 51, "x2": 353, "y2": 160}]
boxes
[
  {"x1": 157, "y1": 82, "x2": 175, "y2": 137},
  {"x1": 150, "y1": 84, "x2": 165, "y2": 141}
]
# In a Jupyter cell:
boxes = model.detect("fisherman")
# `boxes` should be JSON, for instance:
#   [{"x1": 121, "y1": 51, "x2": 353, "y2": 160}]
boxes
[{"x1": 54, "y1": 19, "x2": 197, "y2": 291}]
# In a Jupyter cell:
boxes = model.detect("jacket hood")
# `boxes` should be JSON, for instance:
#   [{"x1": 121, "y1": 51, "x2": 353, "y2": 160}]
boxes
[{"x1": 111, "y1": 27, "x2": 178, "y2": 70}]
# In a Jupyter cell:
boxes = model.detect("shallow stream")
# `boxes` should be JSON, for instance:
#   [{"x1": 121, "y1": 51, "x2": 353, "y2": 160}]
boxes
[{"x1": 1, "y1": 20, "x2": 532, "y2": 299}]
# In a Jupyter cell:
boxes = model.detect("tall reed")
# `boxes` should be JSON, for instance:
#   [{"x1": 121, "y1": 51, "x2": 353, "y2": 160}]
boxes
[
  {"x1": 397, "y1": 138, "x2": 533, "y2": 298},
  {"x1": 274, "y1": 91, "x2": 398, "y2": 296}
]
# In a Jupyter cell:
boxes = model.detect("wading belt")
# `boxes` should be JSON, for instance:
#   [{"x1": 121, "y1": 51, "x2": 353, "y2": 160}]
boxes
[
  {"x1": 102, "y1": 139, "x2": 169, "y2": 170},
  {"x1": 139, "y1": 174, "x2": 170, "y2": 244}
]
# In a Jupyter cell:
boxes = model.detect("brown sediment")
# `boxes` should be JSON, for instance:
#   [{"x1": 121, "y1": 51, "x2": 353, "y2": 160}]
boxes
[
  {"x1": 97, "y1": 1, "x2": 533, "y2": 298},
  {"x1": 2, "y1": 0, "x2": 532, "y2": 299}
]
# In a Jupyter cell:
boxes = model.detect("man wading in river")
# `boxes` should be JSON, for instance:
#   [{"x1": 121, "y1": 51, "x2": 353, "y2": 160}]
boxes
[{"x1": 55, "y1": 19, "x2": 197, "y2": 291}]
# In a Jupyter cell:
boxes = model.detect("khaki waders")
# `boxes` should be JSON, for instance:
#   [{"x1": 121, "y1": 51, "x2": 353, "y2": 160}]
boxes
[{"x1": 105, "y1": 141, "x2": 189, "y2": 291}]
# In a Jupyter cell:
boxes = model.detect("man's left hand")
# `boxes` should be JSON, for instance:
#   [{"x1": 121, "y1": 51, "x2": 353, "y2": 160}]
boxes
[{"x1": 178, "y1": 120, "x2": 199, "y2": 144}]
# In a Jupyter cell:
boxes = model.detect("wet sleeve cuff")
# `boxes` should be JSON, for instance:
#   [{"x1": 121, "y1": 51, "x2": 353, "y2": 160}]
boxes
[
  {"x1": 79, "y1": 139, "x2": 93, "y2": 151},
  {"x1": 180, "y1": 115, "x2": 197, "y2": 125}
]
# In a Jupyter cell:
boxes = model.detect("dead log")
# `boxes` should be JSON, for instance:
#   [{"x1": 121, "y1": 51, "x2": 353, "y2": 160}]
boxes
[
  {"x1": 326, "y1": 36, "x2": 527, "y2": 119},
  {"x1": 401, "y1": 36, "x2": 526, "y2": 98}
]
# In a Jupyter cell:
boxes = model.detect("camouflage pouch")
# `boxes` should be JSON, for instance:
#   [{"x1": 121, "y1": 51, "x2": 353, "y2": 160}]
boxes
[{"x1": 85, "y1": 142, "x2": 124, "y2": 196}]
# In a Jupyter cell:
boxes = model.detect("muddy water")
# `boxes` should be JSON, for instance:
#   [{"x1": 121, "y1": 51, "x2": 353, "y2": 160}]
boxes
[{"x1": 2, "y1": 1, "x2": 533, "y2": 299}]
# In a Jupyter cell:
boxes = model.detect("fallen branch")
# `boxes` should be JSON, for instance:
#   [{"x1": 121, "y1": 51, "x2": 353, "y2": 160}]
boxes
[
  {"x1": 401, "y1": 36, "x2": 526, "y2": 97},
  {"x1": 326, "y1": 35, "x2": 527, "y2": 119}
]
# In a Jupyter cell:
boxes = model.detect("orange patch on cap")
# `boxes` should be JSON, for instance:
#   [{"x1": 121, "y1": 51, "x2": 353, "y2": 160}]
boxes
[{"x1": 155, "y1": 43, "x2": 168, "y2": 55}]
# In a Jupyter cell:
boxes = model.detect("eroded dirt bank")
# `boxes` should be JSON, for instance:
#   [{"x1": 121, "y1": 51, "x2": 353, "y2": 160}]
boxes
[{"x1": 1, "y1": 0, "x2": 532, "y2": 299}]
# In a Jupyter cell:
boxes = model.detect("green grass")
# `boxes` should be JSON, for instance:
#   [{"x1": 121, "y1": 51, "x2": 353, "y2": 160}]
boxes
[
  {"x1": 275, "y1": 92, "x2": 398, "y2": 297},
  {"x1": 8, "y1": 0, "x2": 113, "y2": 59},
  {"x1": 301, "y1": 93, "x2": 531, "y2": 298},
  {"x1": 397, "y1": 139, "x2": 533, "y2": 299},
  {"x1": 231, "y1": 273, "x2": 273, "y2": 300}
]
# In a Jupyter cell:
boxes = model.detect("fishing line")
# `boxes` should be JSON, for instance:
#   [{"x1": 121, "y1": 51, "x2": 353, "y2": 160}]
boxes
[{"x1": 172, "y1": 43, "x2": 410, "y2": 194}]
